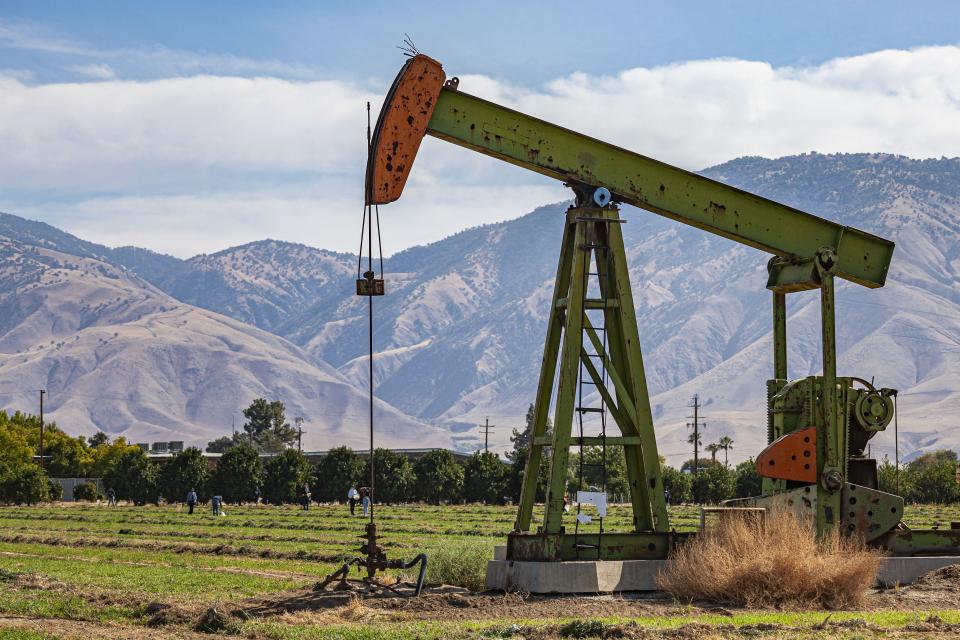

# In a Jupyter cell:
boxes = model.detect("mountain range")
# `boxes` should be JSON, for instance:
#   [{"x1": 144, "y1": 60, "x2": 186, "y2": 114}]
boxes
[{"x1": 1, "y1": 152, "x2": 958, "y2": 463}]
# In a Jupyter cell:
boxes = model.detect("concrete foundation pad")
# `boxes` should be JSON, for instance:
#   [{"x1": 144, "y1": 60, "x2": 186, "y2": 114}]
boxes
[
  {"x1": 485, "y1": 559, "x2": 667, "y2": 592},
  {"x1": 486, "y1": 557, "x2": 960, "y2": 593},
  {"x1": 876, "y1": 557, "x2": 960, "y2": 587}
]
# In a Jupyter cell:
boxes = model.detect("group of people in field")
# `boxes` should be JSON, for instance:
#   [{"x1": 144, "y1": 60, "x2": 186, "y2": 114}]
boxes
[{"x1": 168, "y1": 484, "x2": 372, "y2": 516}]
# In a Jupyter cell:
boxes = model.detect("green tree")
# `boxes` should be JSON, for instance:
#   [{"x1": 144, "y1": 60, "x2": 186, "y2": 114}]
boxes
[
  {"x1": 661, "y1": 465, "x2": 692, "y2": 504},
  {"x1": 313, "y1": 446, "x2": 364, "y2": 503},
  {"x1": 89, "y1": 437, "x2": 139, "y2": 478},
  {"x1": 680, "y1": 458, "x2": 721, "y2": 473},
  {"x1": 705, "y1": 442, "x2": 721, "y2": 464},
  {"x1": 263, "y1": 449, "x2": 310, "y2": 504},
  {"x1": 158, "y1": 448, "x2": 209, "y2": 503},
  {"x1": 103, "y1": 448, "x2": 157, "y2": 505},
  {"x1": 877, "y1": 455, "x2": 899, "y2": 495},
  {"x1": 44, "y1": 432, "x2": 93, "y2": 477},
  {"x1": 46, "y1": 477, "x2": 63, "y2": 501},
  {"x1": 73, "y1": 481, "x2": 99, "y2": 501},
  {"x1": 413, "y1": 450, "x2": 464, "y2": 504},
  {"x1": 733, "y1": 459, "x2": 762, "y2": 498},
  {"x1": 718, "y1": 436, "x2": 735, "y2": 467},
  {"x1": 462, "y1": 451, "x2": 508, "y2": 504},
  {"x1": 903, "y1": 450, "x2": 960, "y2": 504},
  {"x1": 209, "y1": 444, "x2": 262, "y2": 505},
  {"x1": 0, "y1": 465, "x2": 49, "y2": 505},
  {"x1": 242, "y1": 399, "x2": 298, "y2": 453},
  {"x1": 87, "y1": 432, "x2": 110, "y2": 448},
  {"x1": 205, "y1": 435, "x2": 239, "y2": 453},
  {"x1": 0, "y1": 421, "x2": 32, "y2": 473},
  {"x1": 362, "y1": 448, "x2": 415, "y2": 504},
  {"x1": 506, "y1": 403, "x2": 550, "y2": 502},
  {"x1": 692, "y1": 463, "x2": 735, "y2": 505}
]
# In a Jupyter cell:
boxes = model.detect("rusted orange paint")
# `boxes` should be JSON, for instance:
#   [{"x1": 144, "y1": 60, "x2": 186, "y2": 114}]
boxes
[
  {"x1": 756, "y1": 426, "x2": 817, "y2": 483},
  {"x1": 366, "y1": 54, "x2": 445, "y2": 205}
]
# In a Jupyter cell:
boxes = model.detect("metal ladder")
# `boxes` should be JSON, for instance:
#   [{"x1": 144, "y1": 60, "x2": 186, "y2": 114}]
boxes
[{"x1": 573, "y1": 230, "x2": 612, "y2": 559}]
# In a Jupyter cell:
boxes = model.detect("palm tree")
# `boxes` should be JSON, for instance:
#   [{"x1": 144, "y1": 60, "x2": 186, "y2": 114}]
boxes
[
  {"x1": 705, "y1": 442, "x2": 721, "y2": 464},
  {"x1": 718, "y1": 436, "x2": 734, "y2": 467}
]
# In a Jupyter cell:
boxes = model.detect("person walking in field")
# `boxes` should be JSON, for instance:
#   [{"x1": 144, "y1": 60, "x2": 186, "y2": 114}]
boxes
[
  {"x1": 211, "y1": 495, "x2": 222, "y2": 516},
  {"x1": 347, "y1": 486, "x2": 359, "y2": 516},
  {"x1": 107, "y1": 488, "x2": 116, "y2": 506},
  {"x1": 300, "y1": 482, "x2": 312, "y2": 511},
  {"x1": 360, "y1": 486, "x2": 371, "y2": 517},
  {"x1": 186, "y1": 488, "x2": 198, "y2": 514}
]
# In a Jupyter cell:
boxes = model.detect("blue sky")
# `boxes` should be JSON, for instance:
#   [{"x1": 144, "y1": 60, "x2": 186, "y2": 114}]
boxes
[{"x1": 1, "y1": 1, "x2": 959, "y2": 256}]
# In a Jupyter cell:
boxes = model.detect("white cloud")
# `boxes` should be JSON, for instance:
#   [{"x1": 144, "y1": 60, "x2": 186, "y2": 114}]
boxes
[
  {"x1": 66, "y1": 63, "x2": 116, "y2": 80},
  {"x1": 1, "y1": 45, "x2": 959, "y2": 256}
]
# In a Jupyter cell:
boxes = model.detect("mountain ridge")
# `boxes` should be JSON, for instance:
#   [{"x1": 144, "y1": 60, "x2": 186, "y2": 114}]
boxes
[{"x1": 2, "y1": 152, "x2": 958, "y2": 462}]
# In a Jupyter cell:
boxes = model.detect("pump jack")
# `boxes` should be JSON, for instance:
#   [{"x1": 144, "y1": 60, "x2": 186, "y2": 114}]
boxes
[{"x1": 367, "y1": 54, "x2": 960, "y2": 561}]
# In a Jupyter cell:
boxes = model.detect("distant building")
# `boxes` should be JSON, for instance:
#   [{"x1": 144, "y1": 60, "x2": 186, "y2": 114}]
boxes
[{"x1": 143, "y1": 447, "x2": 471, "y2": 466}]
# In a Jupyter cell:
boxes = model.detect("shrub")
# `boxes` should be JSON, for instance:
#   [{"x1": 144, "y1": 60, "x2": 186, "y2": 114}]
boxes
[
  {"x1": 691, "y1": 463, "x2": 735, "y2": 504},
  {"x1": 312, "y1": 446, "x2": 363, "y2": 503},
  {"x1": 157, "y1": 447, "x2": 209, "y2": 503},
  {"x1": 362, "y1": 449, "x2": 415, "y2": 504},
  {"x1": 47, "y1": 478, "x2": 64, "y2": 501},
  {"x1": 733, "y1": 459, "x2": 762, "y2": 499},
  {"x1": 73, "y1": 481, "x2": 99, "y2": 502},
  {"x1": 902, "y1": 451, "x2": 960, "y2": 504},
  {"x1": 413, "y1": 450, "x2": 463, "y2": 504},
  {"x1": 656, "y1": 508, "x2": 881, "y2": 608},
  {"x1": 262, "y1": 449, "x2": 310, "y2": 504},
  {"x1": 209, "y1": 444, "x2": 262, "y2": 505},
  {"x1": 404, "y1": 539, "x2": 492, "y2": 591},
  {"x1": 103, "y1": 448, "x2": 157, "y2": 505},
  {"x1": 661, "y1": 465, "x2": 691, "y2": 504},
  {"x1": 0, "y1": 465, "x2": 50, "y2": 505},
  {"x1": 462, "y1": 451, "x2": 508, "y2": 504}
]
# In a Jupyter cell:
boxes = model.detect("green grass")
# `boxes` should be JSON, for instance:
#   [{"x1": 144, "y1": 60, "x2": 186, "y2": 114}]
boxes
[
  {"x1": 0, "y1": 502, "x2": 956, "y2": 638},
  {"x1": 0, "y1": 631, "x2": 56, "y2": 640}
]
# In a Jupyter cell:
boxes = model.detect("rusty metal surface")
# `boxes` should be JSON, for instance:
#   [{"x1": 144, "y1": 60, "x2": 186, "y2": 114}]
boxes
[
  {"x1": 839, "y1": 483, "x2": 902, "y2": 542},
  {"x1": 366, "y1": 54, "x2": 445, "y2": 205},
  {"x1": 506, "y1": 531, "x2": 684, "y2": 561},
  {"x1": 755, "y1": 426, "x2": 817, "y2": 483},
  {"x1": 879, "y1": 527, "x2": 960, "y2": 556}
]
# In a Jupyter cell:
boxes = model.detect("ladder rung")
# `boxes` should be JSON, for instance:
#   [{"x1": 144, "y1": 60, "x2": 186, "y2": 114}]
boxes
[
  {"x1": 555, "y1": 298, "x2": 619, "y2": 310},
  {"x1": 577, "y1": 407, "x2": 605, "y2": 413}
]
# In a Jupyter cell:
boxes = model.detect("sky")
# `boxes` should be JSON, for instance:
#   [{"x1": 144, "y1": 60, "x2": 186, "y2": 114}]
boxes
[{"x1": 1, "y1": 1, "x2": 959, "y2": 257}]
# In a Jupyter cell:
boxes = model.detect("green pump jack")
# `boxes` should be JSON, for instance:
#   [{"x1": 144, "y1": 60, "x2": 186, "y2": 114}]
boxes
[{"x1": 361, "y1": 53, "x2": 960, "y2": 577}]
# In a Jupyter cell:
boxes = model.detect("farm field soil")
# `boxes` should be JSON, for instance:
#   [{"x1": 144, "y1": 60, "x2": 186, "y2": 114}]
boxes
[{"x1": 0, "y1": 502, "x2": 958, "y2": 639}]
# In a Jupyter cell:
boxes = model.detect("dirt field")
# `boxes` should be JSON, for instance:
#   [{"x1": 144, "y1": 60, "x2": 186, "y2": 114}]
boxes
[{"x1": 0, "y1": 502, "x2": 958, "y2": 639}]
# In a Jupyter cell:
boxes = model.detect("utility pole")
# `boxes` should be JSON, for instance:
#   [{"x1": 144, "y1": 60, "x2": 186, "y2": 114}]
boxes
[
  {"x1": 686, "y1": 394, "x2": 706, "y2": 476},
  {"x1": 295, "y1": 417, "x2": 304, "y2": 452},
  {"x1": 479, "y1": 417, "x2": 495, "y2": 453},
  {"x1": 38, "y1": 389, "x2": 45, "y2": 469}
]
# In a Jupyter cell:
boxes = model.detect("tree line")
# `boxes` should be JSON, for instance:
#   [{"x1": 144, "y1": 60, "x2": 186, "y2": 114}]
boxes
[{"x1": 0, "y1": 403, "x2": 958, "y2": 506}]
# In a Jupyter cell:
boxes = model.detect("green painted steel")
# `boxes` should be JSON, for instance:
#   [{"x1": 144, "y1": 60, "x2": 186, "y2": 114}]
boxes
[
  {"x1": 772, "y1": 292, "x2": 787, "y2": 381},
  {"x1": 507, "y1": 531, "x2": 686, "y2": 561},
  {"x1": 817, "y1": 257, "x2": 843, "y2": 536},
  {"x1": 881, "y1": 528, "x2": 960, "y2": 556},
  {"x1": 542, "y1": 217, "x2": 588, "y2": 534},
  {"x1": 514, "y1": 215, "x2": 573, "y2": 533},
  {"x1": 511, "y1": 206, "x2": 668, "y2": 559},
  {"x1": 427, "y1": 88, "x2": 894, "y2": 288}
]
